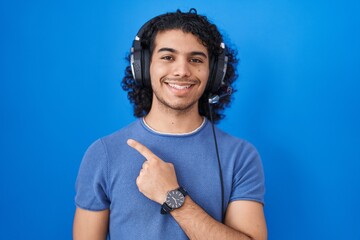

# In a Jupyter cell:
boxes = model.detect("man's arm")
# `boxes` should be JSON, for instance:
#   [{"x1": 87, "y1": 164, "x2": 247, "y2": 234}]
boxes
[
  {"x1": 73, "y1": 207, "x2": 109, "y2": 240},
  {"x1": 127, "y1": 139, "x2": 267, "y2": 240},
  {"x1": 225, "y1": 200, "x2": 267, "y2": 239},
  {"x1": 172, "y1": 197, "x2": 267, "y2": 240}
]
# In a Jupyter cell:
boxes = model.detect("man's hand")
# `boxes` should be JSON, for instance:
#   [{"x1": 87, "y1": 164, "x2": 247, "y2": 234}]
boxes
[{"x1": 127, "y1": 139, "x2": 180, "y2": 204}]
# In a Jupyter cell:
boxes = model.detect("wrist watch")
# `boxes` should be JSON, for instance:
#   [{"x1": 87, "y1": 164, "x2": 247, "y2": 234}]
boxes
[{"x1": 161, "y1": 186, "x2": 188, "y2": 214}]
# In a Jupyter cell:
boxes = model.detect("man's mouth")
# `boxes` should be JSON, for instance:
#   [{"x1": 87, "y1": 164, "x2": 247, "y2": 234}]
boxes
[
  {"x1": 163, "y1": 78, "x2": 199, "y2": 91},
  {"x1": 167, "y1": 83, "x2": 192, "y2": 90}
]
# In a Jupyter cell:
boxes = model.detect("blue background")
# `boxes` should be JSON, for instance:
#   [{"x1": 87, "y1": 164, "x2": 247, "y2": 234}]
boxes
[{"x1": 1, "y1": 0, "x2": 359, "y2": 239}]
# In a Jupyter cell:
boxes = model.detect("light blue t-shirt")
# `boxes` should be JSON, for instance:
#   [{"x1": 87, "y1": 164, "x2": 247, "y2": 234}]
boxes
[{"x1": 75, "y1": 118, "x2": 265, "y2": 239}]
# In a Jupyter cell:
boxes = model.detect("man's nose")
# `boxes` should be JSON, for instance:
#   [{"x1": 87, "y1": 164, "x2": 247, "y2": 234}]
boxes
[{"x1": 173, "y1": 59, "x2": 191, "y2": 78}]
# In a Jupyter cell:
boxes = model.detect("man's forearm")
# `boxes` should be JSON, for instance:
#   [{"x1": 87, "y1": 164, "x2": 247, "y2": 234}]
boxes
[{"x1": 170, "y1": 197, "x2": 253, "y2": 240}]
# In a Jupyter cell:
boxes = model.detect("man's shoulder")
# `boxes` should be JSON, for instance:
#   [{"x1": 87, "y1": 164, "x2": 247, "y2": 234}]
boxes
[
  {"x1": 102, "y1": 119, "x2": 141, "y2": 141},
  {"x1": 214, "y1": 126, "x2": 257, "y2": 152},
  {"x1": 214, "y1": 126, "x2": 242, "y2": 143},
  {"x1": 85, "y1": 119, "x2": 142, "y2": 152}
]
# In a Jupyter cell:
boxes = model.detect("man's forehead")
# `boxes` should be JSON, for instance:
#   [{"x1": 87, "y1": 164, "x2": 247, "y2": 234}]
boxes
[{"x1": 152, "y1": 29, "x2": 208, "y2": 55}]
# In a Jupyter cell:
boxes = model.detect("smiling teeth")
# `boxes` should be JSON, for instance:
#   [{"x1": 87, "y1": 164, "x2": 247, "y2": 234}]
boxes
[{"x1": 168, "y1": 83, "x2": 191, "y2": 90}]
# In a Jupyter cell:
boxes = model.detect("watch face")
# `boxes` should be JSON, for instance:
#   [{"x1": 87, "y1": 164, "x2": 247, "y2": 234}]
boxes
[{"x1": 166, "y1": 190, "x2": 185, "y2": 209}]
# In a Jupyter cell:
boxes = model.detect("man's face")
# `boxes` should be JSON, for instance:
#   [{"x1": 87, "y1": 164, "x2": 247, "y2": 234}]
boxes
[{"x1": 149, "y1": 29, "x2": 210, "y2": 112}]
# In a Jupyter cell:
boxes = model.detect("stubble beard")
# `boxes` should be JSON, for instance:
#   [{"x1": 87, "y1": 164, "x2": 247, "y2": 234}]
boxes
[{"x1": 152, "y1": 90, "x2": 200, "y2": 114}]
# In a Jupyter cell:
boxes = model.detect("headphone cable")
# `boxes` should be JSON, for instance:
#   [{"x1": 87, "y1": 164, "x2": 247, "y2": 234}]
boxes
[{"x1": 208, "y1": 101, "x2": 225, "y2": 222}]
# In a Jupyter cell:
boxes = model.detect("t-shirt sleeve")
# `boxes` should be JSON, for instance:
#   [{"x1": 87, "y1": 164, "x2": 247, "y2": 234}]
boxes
[
  {"x1": 75, "y1": 139, "x2": 110, "y2": 211},
  {"x1": 230, "y1": 141, "x2": 265, "y2": 204}
]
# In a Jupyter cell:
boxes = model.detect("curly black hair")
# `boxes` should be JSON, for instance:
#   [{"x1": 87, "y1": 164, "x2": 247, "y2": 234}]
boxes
[{"x1": 121, "y1": 9, "x2": 238, "y2": 123}]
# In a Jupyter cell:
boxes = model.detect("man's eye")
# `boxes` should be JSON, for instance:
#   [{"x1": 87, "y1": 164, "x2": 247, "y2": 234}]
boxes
[
  {"x1": 161, "y1": 56, "x2": 173, "y2": 61},
  {"x1": 190, "y1": 58, "x2": 203, "y2": 63}
]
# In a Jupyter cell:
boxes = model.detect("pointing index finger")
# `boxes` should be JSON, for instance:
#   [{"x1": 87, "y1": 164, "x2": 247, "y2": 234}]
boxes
[{"x1": 127, "y1": 139, "x2": 157, "y2": 161}]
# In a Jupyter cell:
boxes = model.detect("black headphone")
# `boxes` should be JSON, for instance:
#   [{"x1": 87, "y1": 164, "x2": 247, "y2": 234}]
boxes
[{"x1": 130, "y1": 15, "x2": 229, "y2": 94}]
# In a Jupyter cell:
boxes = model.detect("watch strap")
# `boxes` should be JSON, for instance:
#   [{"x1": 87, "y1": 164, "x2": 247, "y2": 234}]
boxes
[
  {"x1": 177, "y1": 186, "x2": 188, "y2": 197},
  {"x1": 161, "y1": 202, "x2": 172, "y2": 214}
]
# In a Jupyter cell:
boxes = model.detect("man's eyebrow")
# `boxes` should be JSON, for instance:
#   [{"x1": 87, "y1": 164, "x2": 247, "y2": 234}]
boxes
[
  {"x1": 190, "y1": 51, "x2": 208, "y2": 59},
  {"x1": 157, "y1": 48, "x2": 208, "y2": 58},
  {"x1": 157, "y1": 48, "x2": 177, "y2": 53}
]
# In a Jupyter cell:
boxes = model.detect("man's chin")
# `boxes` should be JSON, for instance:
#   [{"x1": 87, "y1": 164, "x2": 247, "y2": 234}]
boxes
[{"x1": 156, "y1": 98, "x2": 198, "y2": 113}]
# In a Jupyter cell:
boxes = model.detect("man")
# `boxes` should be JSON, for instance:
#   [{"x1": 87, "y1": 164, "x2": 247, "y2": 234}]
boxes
[{"x1": 73, "y1": 9, "x2": 267, "y2": 240}]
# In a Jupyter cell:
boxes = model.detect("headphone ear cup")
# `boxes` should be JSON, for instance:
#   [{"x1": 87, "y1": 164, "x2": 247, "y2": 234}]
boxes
[
  {"x1": 212, "y1": 55, "x2": 228, "y2": 93},
  {"x1": 131, "y1": 40, "x2": 143, "y2": 85},
  {"x1": 206, "y1": 57, "x2": 216, "y2": 92},
  {"x1": 131, "y1": 17, "x2": 154, "y2": 88},
  {"x1": 142, "y1": 48, "x2": 151, "y2": 87},
  {"x1": 131, "y1": 40, "x2": 151, "y2": 87},
  {"x1": 208, "y1": 44, "x2": 228, "y2": 93}
]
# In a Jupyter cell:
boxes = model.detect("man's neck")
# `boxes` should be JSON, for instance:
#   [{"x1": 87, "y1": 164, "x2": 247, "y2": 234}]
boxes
[{"x1": 144, "y1": 108, "x2": 204, "y2": 134}]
